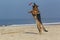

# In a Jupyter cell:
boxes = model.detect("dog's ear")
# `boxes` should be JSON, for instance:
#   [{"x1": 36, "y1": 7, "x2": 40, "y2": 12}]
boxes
[{"x1": 33, "y1": 3, "x2": 38, "y2": 7}]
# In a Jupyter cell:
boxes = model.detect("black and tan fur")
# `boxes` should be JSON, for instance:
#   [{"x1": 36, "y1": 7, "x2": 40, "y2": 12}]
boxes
[{"x1": 29, "y1": 3, "x2": 48, "y2": 34}]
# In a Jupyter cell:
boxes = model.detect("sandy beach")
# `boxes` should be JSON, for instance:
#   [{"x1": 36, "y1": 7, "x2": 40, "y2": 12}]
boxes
[{"x1": 0, "y1": 24, "x2": 60, "y2": 40}]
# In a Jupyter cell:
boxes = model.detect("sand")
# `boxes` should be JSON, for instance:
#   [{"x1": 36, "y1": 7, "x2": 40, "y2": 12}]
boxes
[{"x1": 0, "y1": 24, "x2": 60, "y2": 40}]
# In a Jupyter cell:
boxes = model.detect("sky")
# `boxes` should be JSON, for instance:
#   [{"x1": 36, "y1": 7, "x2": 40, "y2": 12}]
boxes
[{"x1": 0, "y1": 0, "x2": 60, "y2": 19}]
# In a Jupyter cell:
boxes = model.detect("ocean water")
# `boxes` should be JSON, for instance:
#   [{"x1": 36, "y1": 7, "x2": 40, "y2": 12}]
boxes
[{"x1": 0, "y1": 18, "x2": 60, "y2": 25}]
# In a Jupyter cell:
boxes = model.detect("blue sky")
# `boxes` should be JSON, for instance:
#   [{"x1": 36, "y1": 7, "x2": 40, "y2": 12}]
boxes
[{"x1": 0, "y1": 0, "x2": 60, "y2": 19}]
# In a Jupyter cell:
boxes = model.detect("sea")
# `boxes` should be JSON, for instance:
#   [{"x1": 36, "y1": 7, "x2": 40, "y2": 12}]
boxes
[{"x1": 0, "y1": 18, "x2": 60, "y2": 26}]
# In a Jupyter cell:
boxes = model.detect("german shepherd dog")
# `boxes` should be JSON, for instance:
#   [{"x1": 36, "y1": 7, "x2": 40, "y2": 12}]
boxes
[{"x1": 29, "y1": 3, "x2": 48, "y2": 34}]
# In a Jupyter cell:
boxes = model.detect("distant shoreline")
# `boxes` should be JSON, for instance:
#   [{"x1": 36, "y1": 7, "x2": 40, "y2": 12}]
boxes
[{"x1": 0, "y1": 22, "x2": 60, "y2": 27}]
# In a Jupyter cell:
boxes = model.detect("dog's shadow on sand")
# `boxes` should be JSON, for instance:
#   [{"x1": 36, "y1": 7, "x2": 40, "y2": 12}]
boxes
[{"x1": 24, "y1": 32, "x2": 38, "y2": 34}]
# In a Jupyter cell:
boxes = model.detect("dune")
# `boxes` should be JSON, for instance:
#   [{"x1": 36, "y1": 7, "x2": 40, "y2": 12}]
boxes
[{"x1": 0, "y1": 24, "x2": 60, "y2": 40}]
